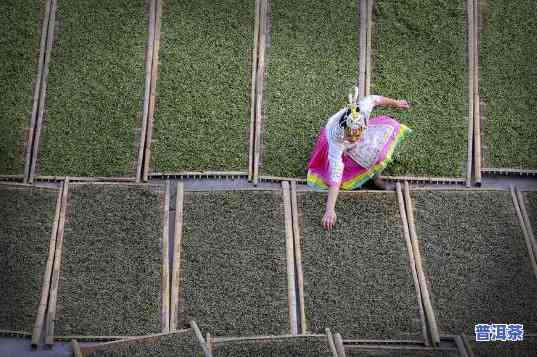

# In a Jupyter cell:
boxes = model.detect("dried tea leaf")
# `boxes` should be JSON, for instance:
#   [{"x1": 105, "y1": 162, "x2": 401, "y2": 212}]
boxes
[
  {"x1": 373, "y1": 0, "x2": 468, "y2": 177},
  {"x1": 178, "y1": 191, "x2": 289, "y2": 336},
  {"x1": 413, "y1": 191, "x2": 537, "y2": 335},
  {"x1": 0, "y1": 0, "x2": 43, "y2": 174},
  {"x1": 0, "y1": 186, "x2": 57, "y2": 331},
  {"x1": 263, "y1": 0, "x2": 358, "y2": 178},
  {"x1": 480, "y1": 0, "x2": 537, "y2": 169},
  {"x1": 38, "y1": 0, "x2": 147, "y2": 176},
  {"x1": 55, "y1": 184, "x2": 163, "y2": 336},
  {"x1": 151, "y1": 0, "x2": 253, "y2": 172},
  {"x1": 299, "y1": 191, "x2": 422, "y2": 339}
]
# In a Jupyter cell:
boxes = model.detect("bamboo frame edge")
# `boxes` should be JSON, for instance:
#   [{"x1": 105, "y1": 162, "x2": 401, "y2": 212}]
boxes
[
  {"x1": 137, "y1": 0, "x2": 156, "y2": 183},
  {"x1": 28, "y1": 0, "x2": 57, "y2": 183},
  {"x1": 161, "y1": 180, "x2": 171, "y2": 333},
  {"x1": 143, "y1": 0, "x2": 163, "y2": 182},
  {"x1": 281, "y1": 181, "x2": 298, "y2": 335},
  {"x1": 24, "y1": 0, "x2": 52, "y2": 183},
  {"x1": 170, "y1": 182, "x2": 184, "y2": 330},
  {"x1": 396, "y1": 183, "x2": 431, "y2": 346},
  {"x1": 45, "y1": 178, "x2": 69, "y2": 346},
  {"x1": 290, "y1": 181, "x2": 306, "y2": 334},
  {"x1": 403, "y1": 182, "x2": 441, "y2": 346},
  {"x1": 32, "y1": 182, "x2": 64, "y2": 346}
]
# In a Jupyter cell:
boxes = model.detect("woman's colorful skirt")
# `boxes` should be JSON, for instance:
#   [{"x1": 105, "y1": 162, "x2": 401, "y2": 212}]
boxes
[{"x1": 307, "y1": 115, "x2": 411, "y2": 191}]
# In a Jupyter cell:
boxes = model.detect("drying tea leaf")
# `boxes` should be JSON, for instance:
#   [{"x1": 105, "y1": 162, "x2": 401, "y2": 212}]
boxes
[
  {"x1": 38, "y1": 0, "x2": 147, "y2": 176},
  {"x1": 54, "y1": 184, "x2": 164, "y2": 336}
]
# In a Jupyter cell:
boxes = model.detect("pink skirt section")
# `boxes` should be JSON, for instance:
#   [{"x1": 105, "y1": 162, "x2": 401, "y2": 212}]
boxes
[{"x1": 307, "y1": 115, "x2": 411, "y2": 191}]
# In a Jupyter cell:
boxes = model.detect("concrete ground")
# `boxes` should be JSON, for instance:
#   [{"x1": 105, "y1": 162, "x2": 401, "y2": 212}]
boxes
[{"x1": 0, "y1": 337, "x2": 71, "y2": 357}]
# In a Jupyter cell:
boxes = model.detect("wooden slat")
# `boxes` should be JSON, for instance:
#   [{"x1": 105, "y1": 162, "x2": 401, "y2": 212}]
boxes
[
  {"x1": 473, "y1": 0, "x2": 482, "y2": 185},
  {"x1": 282, "y1": 181, "x2": 298, "y2": 335},
  {"x1": 396, "y1": 183, "x2": 430, "y2": 346},
  {"x1": 343, "y1": 338, "x2": 425, "y2": 345},
  {"x1": 72, "y1": 340, "x2": 83, "y2": 357},
  {"x1": 161, "y1": 180, "x2": 171, "y2": 333},
  {"x1": 403, "y1": 182, "x2": 440, "y2": 346},
  {"x1": 0, "y1": 175, "x2": 25, "y2": 181},
  {"x1": 183, "y1": 185, "x2": 282, "y2": 193},
  {"x1": 29, "y1": 0, "x2": 57, "y2": 183},
  {"x1": 325, "y1": 328, "x2": 339, "y2": 357},
  {"x1": 290, "y1": 182, "x2": 306, "y2": 333},
  {"x1": 0, "y1": 181, "x2": 52, "y2": 188},
  {"x1": 482, "y1": 167, "x2": 537, "y2": 176},
  {"x1": 466, "y1": 0, "x2": 475, "y2": 187},
  {"x1": 511, "y1": 188, "x2": 537, "y2": 279},
  {"x1": 31, "y1": 184, "x2": 63, "y2": 346},
  {"x1": 34, "y1": 176, "x2": 137, "y2": 182},
  {"x1": 24, "y1": 0, "x2": 52, "y2": 183},
  {"x1": 249, "y1": 0, "x2": 262, "y2": 181},
  {"x1": 0, "y1": 330, "x2": 32, "y2": 338},
  {"x1": 191, "y1": 321, "x2": 213, "y2": 357},
  {"x1": 149, "y1": 171, "x2": 248, "y2": 177},
  {"x1": 365, "y1": 0, "x2": 373, "y2": 97},
  {"x1": 461, "y1": 335, "x2": 477, "y2": 357},
  {"x1": 68, "y1": 181, "x2": 159, "y2": 188},
  {"x1": 410, "y1": 186, "x2": 507, "y2": 192},
  {"x1": 45, "y1": 178, "x2": 69, "y2": 345},
  {"x1": 55, "y1": 335, "x2": 128, "y2": 342},
  {"x1": 516, "y1": 189, "x2": 537, "y2": 266},
  {"x1": 77, "y1": 329, "x2": 190, "y2": 353},
  {"x1": 170, "y1": 182, "x2": 184, "y2": 330},
  {"x1": 137, "y1": 0, "x2": 156, "y2": 182},
  {"x1": 334, "y1": 333, "x2": 347, "y2": 357},
  {"x1": 143, "y1": 0, "x2": 163, "y2": 181},
  {"x1": 258, "y1": 175, "x2": 308, "y2": 184},
  {"x1": 207, "y1": 333, "x2": 212, "y2": 353},
  {"x1": 252, "y1": 0, "x2": 268, "y2": 185},
  {"x1": 345, "y1": 345, "x2": 456, "y2": 352},
  {"x1": 454, "y1": 335, "x2": 471, "y2": 357},
  {"x1": 212, "y1": 334, "x2": 326, "y2": 344},
  {"x1": 358, "y1": 0, "x2": 367, "y2": 99},
  {"x1": 381, "y1": 175, "x2": 466, "y2": 184}
]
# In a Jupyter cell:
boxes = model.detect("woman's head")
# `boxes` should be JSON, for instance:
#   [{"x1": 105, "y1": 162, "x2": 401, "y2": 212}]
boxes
[{"x1": 340, "y1": 87, "x2": 366, "y2": 142}]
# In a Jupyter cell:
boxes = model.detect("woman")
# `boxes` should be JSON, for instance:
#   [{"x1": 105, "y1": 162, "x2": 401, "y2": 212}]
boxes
[{"x1": 306, "y1": 87, "x2": 411, "y2": 229}]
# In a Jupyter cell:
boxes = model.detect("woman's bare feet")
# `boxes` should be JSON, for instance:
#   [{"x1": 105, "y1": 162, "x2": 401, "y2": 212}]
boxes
[
  {"x1": 364, "y1": 176, "x2": 386, "y2": 190},
  {"x1": 372, "y1": 176, "x2": 386, "y2": 190}
]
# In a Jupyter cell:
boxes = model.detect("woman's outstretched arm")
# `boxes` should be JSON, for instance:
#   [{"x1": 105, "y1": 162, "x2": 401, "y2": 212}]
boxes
[
  {"x1": 322, "y1": 184, "x2": 340, "y2": 229},
  {"x1": 375, "y1": 96, "x2": 410, "y2": 109}
]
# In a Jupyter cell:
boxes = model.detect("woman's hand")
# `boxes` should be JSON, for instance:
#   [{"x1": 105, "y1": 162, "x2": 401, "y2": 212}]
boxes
[
  {"x1": 322, "y1": 209, "x2": 337, "y2": 230},
  {"x1": 397, "y1": 99, "x2": 410, "y2": 109}
]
